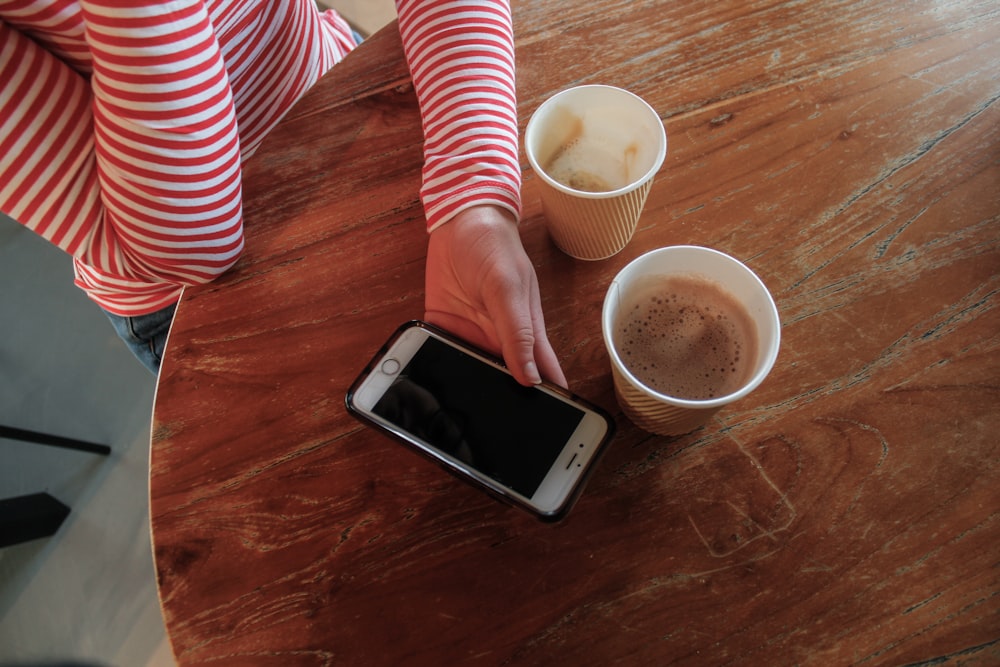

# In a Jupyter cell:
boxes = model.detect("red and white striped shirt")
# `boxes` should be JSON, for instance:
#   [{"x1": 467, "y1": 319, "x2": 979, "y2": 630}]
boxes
[{"x1": 0, "y1": 0, "x2": 521, "y2": 316}]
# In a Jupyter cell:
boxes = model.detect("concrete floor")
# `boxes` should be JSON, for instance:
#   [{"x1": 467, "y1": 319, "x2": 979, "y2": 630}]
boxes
[
  {"x1": 0, "y1": 2, "x2": 396, "y2": 665},
  {"x1": 0, "y1": 213, "x2": 170, "y2": 666}
]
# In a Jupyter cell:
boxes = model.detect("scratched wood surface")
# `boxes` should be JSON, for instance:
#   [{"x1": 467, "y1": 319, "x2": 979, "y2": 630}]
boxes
[{"x1": 150, "y1": 0, "x2": 1000, "y2": 664}]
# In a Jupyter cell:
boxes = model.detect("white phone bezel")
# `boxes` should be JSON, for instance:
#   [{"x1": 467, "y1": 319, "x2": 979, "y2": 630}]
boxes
[{"x1": 349, "y1": 324, "x2": 611, "y2": 516}]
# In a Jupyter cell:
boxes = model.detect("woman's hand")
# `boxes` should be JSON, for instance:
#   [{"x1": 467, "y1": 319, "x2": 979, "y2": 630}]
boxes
[{"x1": 424, "y1": 205, "x2": 567, "y2": 388}]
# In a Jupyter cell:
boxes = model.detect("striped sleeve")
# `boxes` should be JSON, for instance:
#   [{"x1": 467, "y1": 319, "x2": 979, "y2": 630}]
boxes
[
  {"x1": 80, "y1": 0, "x2": 244, "y2": 284},
  {"x1": 0, "y1": 0, "x2": 92, "y2": 72},
  {"x1": 1, "y1": 17, "x2": 97, "y2": 251},
  {"x1": 395, "y1": 0, "x2": 522, "y2": 231},
  {"x1": 0, "y1": 1, "x2": 244, "y2": 315}
]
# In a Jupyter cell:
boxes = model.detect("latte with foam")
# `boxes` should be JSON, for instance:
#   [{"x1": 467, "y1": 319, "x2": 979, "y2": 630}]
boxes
[{"x1": 614, "y1": 274, "x2": 758, "y2": 400}]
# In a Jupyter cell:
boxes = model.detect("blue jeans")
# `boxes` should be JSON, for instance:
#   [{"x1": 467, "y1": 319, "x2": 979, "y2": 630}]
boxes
[{"x1": 103, "y1": 302, "x2": 177, "y2": 374}]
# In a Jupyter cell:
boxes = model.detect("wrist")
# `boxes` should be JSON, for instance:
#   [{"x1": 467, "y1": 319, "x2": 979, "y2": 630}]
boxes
[
  {"x1": 437, "y1": 204, "x2": 518, "y2": 233},
  {"x1": 427, "y1": 197, "x2": 520, "y2": 233}
]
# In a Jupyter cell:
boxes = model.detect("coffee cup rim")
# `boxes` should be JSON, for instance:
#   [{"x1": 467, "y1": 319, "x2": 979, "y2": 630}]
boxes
[
  {"x1": 525, "y1": 84, "x2": 668, "y2": 199},
  {"x1": 601, "y1": 245, "x2": 781, "y2": 409}
]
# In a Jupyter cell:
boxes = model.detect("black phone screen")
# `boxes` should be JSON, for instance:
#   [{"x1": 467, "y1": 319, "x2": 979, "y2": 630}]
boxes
[{"x1": 371, "y1": 336, "x2": 585, "y2": 497}]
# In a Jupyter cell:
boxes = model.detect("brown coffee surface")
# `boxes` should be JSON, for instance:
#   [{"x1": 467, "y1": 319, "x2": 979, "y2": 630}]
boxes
[
  {"x1": 549, "y1": 167, "x2": 613, "y2": 192},
  {"x1": 615, "y1": 275, "x2": 757, "y2": 400},
  {"x1": 544, "y1": 137, "x2": 617, "y2": 192}
]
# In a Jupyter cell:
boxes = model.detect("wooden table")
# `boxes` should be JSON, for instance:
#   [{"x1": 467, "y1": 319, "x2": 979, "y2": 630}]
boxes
[{"x1": 150, "y1": 1, "x2": 1000, "y2": 664}]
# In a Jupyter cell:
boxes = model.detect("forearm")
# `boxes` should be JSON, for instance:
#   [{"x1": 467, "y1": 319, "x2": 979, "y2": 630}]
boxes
[
  {"x1": 81, "y1": 0, "x2": 244, "y2": 282},
  {"x1": 1, "y1": 3, "x2": 245, "y2": 289},
  {"x1": 0, "y1": 2, "x2": 243, "y2": 284},
  {"x1": 395, "y1": 0, "x2": 521, "y2": 230}
]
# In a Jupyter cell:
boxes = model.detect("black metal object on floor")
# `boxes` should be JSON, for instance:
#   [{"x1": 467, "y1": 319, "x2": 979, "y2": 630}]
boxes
[
  {"x1": 1, "y1": 425, "x2": 111, "y2": 547},
  {"x1": 0, "y1": 424, "x2": 111, "y2": 455}
]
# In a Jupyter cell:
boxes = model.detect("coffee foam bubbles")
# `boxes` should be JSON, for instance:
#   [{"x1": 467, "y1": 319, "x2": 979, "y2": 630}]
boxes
[{"x1": 614, "y1": 274, "x2": 758, "y2": 400}]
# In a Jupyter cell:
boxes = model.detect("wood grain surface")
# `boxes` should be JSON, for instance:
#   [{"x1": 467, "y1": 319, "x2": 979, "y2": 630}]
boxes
[{"x1": 150, "y1": 1, "x2": 1000, "y2": 664}]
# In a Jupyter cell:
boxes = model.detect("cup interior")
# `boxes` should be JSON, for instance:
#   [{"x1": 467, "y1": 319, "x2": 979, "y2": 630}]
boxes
[
  {"x1": 602, "y1": 246, "x2": 781, "y2": 408},
  {"x1": 526, "y1": 85, "x2": 667, "y2": 197}
]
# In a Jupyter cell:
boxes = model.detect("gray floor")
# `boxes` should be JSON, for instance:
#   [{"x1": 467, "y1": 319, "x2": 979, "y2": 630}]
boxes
[{"x1": 0, "y1": 212, "x2": 172, "y2": 666}]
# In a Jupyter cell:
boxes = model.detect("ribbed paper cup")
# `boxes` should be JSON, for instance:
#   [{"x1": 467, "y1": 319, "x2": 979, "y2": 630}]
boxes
[
  {"x1": 601, "y1": 246, "x2": 781, "y2": 436},
  {"x1": 526, "y1": 85, "x2": 667, "y2": 261},
  {"x1": 609, "y1": 362, "x2": 722, "y2": 436}
]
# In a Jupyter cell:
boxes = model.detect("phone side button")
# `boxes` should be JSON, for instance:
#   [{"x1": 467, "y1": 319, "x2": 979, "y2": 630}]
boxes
[{"x1": 381, "y1": 358, "x2": 401, "y2": 375}]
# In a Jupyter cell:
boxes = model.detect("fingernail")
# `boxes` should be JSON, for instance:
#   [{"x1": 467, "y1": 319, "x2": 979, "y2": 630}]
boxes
[{"x1": 525, "y1": 362, "x2": 541, "y2": 385}]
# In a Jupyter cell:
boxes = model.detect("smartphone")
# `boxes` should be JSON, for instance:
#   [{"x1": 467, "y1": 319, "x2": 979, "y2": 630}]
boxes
[{"x1": 346, "y1": 321, "x2": 615, "y2": 520}]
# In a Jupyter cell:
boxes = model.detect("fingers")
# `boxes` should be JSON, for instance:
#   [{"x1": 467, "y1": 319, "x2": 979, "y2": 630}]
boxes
[
  {"x1": 523, "y1": 260, "x2": 568, "y2": 388},
  {"x1": 426, "y1": 205, "x2": 568, "y2": 388},
  {"x1": 530, "y1": 324, "x2": 568, "y2": 388},
  {"x1": 499, "y1": 320, "x2": 543, "y2": 386},
  {"x1": 504, "y1": 267, "x2": 567, "y2": 388},
  {"x1": 480, "y1": 263, "x2": 565, "y2": 387},
  {"x1": 425, "y1": 307, "x2": 550, "y2": 386},
  {"x1": 432, "y1": 277, "x2": 542, "y2": 387}
]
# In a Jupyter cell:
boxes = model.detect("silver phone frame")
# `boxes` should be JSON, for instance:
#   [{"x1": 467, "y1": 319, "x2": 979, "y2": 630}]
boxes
[{"x1": 346, "y1": 321, "x2": 614, "y2": 519}]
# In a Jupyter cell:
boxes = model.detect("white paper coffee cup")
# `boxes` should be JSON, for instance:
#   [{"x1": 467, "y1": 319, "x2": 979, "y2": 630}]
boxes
[
  {"x1": 526, "y1": 85, "x2": 667, "y2": 260},
  {"x1": 601, "y1": 246, "x2": 781, "y2": 436}
]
